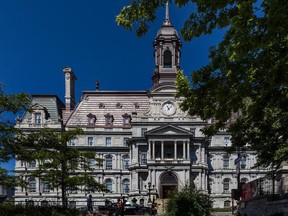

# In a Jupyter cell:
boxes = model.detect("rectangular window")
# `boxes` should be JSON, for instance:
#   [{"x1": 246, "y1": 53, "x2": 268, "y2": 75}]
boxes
[
  {"x1": 123, "y1": 137, "x2": 129, "y2": 147},
  {"x1": 88, "y1": 137, "x2": 94, "y2": 146},
  {"x1": 69, "y1": 139, "x2": 76, "y2": 146},
  {"x1": 42, "y1": 183, "x2": 50, "y2": 193},
  {"x1": 35, "y1": 113, "x2": 41, "y2": 124},
  {"x1": 141, "y1": 128, "x2": 147, "y2": 137},
  {"x1": 106, "y1": 137, "x2": 112, "y2": 146},
  {"x1": 28, "y1": 161, "x2": 36, "y2": 168},
  {"x1": 140, "y1": 152, "x2": 147, "y2": 165},
  {"x1": 224, "y1": 137, "x2": 230, "y2": 146},
  {"x1": 223, "y1": 156, "x2": 229, "y2": 169}
]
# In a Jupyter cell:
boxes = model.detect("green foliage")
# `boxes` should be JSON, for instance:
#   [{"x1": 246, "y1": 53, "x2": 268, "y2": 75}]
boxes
[
  {"x1": 118, "y1": 0, "x2": 288, "y2": 167},
  {"x1": 21, "y1": 128, "x2": 106, "y2": 207},
  {"x1": 0, "y1": 203, "x2": 80, "y2": 216},
  {"x1": 165, "y1": 186, "x2": 211, "y2": 216},
  {"x1": 211, "y1": 207, "x2": 231, "y2": 212},
  {"x1": 0, "y1": 84, "x2": 30, "y2": 188}
]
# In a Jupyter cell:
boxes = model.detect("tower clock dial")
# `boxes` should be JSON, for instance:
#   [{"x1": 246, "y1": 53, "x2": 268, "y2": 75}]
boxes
[{"x1": 162, "y1": 101, "x2": 176, "y2": 115}]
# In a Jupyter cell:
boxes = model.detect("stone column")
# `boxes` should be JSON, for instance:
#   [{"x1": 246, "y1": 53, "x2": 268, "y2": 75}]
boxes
[
  {"x1": 174, "y1": 141, "x2": 177, "y2": 159},
  {"x1": 152, "y1": 141, "x2": 155, "y2": 159},
  {"x1": 183, "y1": 141, "x2": 186, "y2": 159},
  {"x1": 201, "y1": 145, "x2": 205, "y2": 163},
  {"x1": 198, "y1": 145, "x2": 201, "y2": 164},
  {"x1": 161, "y1": 141, "x2": 164, "y2": 159},
  {"x1": 148, "y1": 141, "x2": 151, "y2": 160},
  {"x1": 187, "y1": 141, "x2": 190, "y2": 160}
]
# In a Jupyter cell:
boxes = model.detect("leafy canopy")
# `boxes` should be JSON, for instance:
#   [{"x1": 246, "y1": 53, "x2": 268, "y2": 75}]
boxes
[
  {"x1": 21, "y1": 128, "x2": 106, "y2": 207},
  {"x1": 165, "y1": 186, "x2": 211, "y2": 216},
  {"x1": 117, "y1": 0, "x2": 288, "y2": 167},
  {"x1": 0, "y1": 84, "x2": 30, "y2": 188}
]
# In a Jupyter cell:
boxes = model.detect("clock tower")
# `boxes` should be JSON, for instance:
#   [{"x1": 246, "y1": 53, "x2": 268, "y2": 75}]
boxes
[{"x1": 152, "y1": 1, "x2": 182, "y2": 86}]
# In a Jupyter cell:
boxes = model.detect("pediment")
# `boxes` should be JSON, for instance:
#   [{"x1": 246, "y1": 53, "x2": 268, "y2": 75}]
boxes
[
  {"x1": 30, "y1": 103, "x2": 47, "y2": 111},
  {"x1": 145, "y1": 124, "x2": 193, "y2": 137}
]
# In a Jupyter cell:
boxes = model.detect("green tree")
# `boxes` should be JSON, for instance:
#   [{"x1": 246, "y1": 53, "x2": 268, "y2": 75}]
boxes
[
  {"x1": 165, "y1": 186, "x2": 211, "y2": 216},
  {"x1": 20, "y1": 128, "x2": 106, "y2": 207},
  {"x1": 117, "y1": 0, "x2": 288, "y2": 167},
  {"x1": 0, "y1": 84, "x2": 30, "y2": 188}
]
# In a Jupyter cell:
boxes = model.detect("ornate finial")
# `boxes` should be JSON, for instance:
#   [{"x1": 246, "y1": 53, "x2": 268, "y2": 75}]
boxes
[{"x1": 163, "y1": 1, "x2": 171, "y2": 26}]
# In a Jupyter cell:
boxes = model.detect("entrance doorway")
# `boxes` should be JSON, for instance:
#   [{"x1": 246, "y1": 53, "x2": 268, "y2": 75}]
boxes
[{"x1": 160, "y1": 173, "x2": 178, "y2": 198}]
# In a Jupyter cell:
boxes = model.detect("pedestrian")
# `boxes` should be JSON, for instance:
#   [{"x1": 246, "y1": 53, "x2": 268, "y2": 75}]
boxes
[
  {"x1": 116, "y1": 198, "x2": 122, "y2": 209},
  {"x1": 87, "y1": 194, "x2": 93, "y2": 212}
]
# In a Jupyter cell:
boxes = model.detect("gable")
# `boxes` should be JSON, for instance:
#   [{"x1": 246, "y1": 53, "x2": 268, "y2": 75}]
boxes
[{"x1": 145, "y1": 124, "x2": 193, "y2": 137}]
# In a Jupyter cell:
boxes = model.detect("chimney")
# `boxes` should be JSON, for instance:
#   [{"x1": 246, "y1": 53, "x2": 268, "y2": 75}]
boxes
[{"x1": 63, "y1": 67, "x2": 77, "y2": 110}]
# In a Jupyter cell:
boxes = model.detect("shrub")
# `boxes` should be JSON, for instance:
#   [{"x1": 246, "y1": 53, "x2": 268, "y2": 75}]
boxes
[{"x1": 0, "y1": 203, "x2": 80, "y2": 216}]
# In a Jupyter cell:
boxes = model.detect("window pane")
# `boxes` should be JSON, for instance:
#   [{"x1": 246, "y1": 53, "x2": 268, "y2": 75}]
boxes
[
  {"x1": 88, "y1": 137, "x2": 93, "y2": 146},
  {"x1": 140, "y1": 152, "x2": 147, "y2": 165},
  {"x1": 123, "y1": 180, "x2": 130, "y2": 194},
  {"x1": 106, "y1": 137, "x2": 112, "y2": 146},
  {"x1": 35, "y1": 113, "x2": 41, "y2": 124},
  {"x1": 106, "y1": 156, "x2": 113, "y2": 170},
  {"x1": 29, "y1": 178, "x2": 36, "y2": 192},
  {"x1": 105, "y1": 179, "x2": 112, "y2": 192},
  {"x1": 123, "y1": 156, "x2": 130, "y2": 170}
]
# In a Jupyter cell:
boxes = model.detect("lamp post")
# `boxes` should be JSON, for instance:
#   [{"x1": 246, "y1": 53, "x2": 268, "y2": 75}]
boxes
[{"x1": 148, "y1": 182, "x2": 152, "y2": 203}]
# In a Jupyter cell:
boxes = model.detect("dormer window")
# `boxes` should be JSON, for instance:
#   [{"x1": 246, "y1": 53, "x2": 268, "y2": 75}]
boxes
[
  {"x1": 99, "y1": 103, "x2": 105, "y2": 109},
  {"x1": 87, "y1": 113, "x2": 96, "y2": 125},
  {"x1": 134, "y1": 103, "x2": 139, "y2": 109},
  {"x1": 164, "y1": 50, "x2": 172, "y2": 68},
  {"x1": 122, "y1": 113, "x2": 131, "y2": 126},
  {"x1": 105, "y1": 113, "x2": 114, "y2": 127},
  {"x1": 35, "y1": 113, "x2": 41, "y2": 124},
  {"x1": 116, "y1": 103, "x2": 122, "y2": 109}
]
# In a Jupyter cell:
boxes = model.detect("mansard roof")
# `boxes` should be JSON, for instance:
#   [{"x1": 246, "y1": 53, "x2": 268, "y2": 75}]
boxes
[
  {"x1": 22, "y1": 95, "x2": 64, "y2": 123},
  {"x1": 65, "y1": 91, "x2": 150, "y2": 127}
]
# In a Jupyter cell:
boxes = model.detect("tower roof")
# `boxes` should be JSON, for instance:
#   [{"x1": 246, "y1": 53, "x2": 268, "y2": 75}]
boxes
[{"x1": 156, "y1": 1, "x2": 179, "y2": 38}]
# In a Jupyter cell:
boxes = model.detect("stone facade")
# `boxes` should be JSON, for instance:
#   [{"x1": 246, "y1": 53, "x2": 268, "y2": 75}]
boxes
[{"x1": 14, "y1": 3, "x2": 267, "y2": 209}]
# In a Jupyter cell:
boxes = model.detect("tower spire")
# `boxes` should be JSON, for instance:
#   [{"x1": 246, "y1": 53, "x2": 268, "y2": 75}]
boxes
[{"x1": 163, "y1": 1, "x2": 171, "y2": 26}]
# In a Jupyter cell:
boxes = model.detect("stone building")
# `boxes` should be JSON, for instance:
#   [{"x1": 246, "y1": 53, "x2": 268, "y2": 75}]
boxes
[{"x1": 14, "y1": 3, "x2": 267, "y2": 209}]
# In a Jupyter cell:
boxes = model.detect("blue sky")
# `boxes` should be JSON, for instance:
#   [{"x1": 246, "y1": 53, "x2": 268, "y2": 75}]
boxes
[{"x1": 0, "y1": 1, "x2": 224, "y2": 172}]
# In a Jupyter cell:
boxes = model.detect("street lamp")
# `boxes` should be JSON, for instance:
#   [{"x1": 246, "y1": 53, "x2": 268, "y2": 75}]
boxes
[{"x1": 145, "y1": 182, "x2": 154, "y2": 203}]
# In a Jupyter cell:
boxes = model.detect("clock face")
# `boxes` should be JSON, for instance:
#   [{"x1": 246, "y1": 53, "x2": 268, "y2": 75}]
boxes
[{"x1": 162, "y1": 102, "x2": 176, "y2": 115}]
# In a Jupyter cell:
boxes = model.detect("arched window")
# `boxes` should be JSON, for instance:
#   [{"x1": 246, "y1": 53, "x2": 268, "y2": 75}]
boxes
[
  {"x1": 28, "y1": 178, "x2": 36, "y2": 192},
  {"x1": 123, "y1": 155, "x2": 130, "y2": 170},
  {"x1": 164, "y1": 50, "x2": 172, "y2": 68},
  {"x1": 223, "y1": 178, "x2": 230, "y2": 191},
  {"x1": 105, "y1": 179, "x2": 113, "y2": 192},
  {"x1": 223, "y1": 155, "x2": 229, "y2": 169},
  {"x1": 122, "y1": 179, "x2": 130, "y2": 194},
  {"x1": 106, "y1": 155, "x2": 113, "y2": 170}
]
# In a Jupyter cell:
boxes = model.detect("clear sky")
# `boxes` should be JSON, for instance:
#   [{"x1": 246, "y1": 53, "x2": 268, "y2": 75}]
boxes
[{"x1": 0, "y1": 1, "x2": 224, "y2": 172}]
